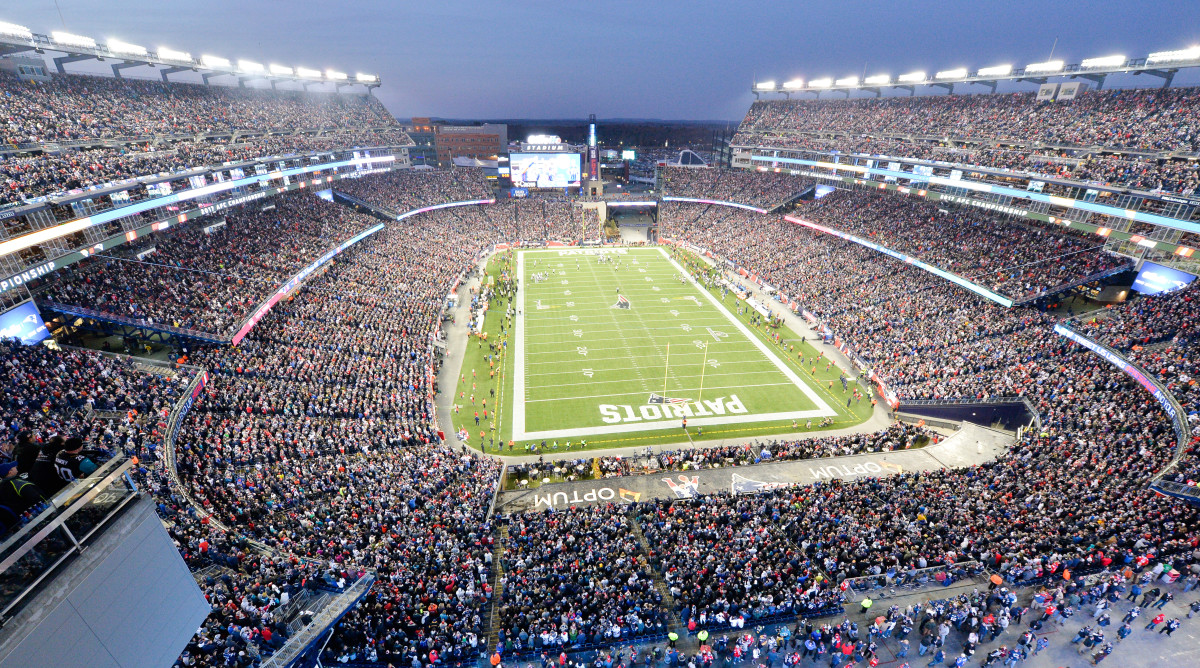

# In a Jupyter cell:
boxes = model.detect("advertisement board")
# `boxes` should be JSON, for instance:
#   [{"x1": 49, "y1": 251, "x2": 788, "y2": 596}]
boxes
[
  {"x1": 510, "y1": 153, "x2": 581, "y2": 188},
  {"x1": 0, "y1": 300, "x2": 50, "y2": 345},
  {"x1": 1132, "y1": 261, "x2": 1197, "y2": 295}
]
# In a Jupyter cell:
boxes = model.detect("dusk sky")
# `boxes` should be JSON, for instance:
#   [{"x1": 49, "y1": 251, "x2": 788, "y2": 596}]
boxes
[{"x1": 8, "y1": 1, "x2": 1200, "y2": 120}]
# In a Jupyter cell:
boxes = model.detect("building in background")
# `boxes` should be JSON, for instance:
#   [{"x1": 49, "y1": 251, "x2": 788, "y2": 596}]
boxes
[
  {"x1": 406, "y1": 117, "x2": 440, "y2": 166},
  {"x1": 434, "y1": 123, "x2": 508, "y2": 166}
]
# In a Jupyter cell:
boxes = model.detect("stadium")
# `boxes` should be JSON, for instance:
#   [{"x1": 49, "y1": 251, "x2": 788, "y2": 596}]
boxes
[{"x1": 0, "y1": 5, "x2": 1199, "y2": 668}]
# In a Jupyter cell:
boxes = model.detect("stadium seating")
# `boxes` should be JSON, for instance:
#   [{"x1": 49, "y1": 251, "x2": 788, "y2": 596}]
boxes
[
  {"x1": 0, "y1": 128, "x2": 412, "y2": 207},
  {"x1": 797, "y1": 189, "x2": 1131, "y2": 301},
  {"x1": 6, "y1": 120, "x2": 1200, "y2": 668},
  {"x1": 734, "y1": 89, "x2": 1200, "y2": 195},
  {"x1": 661, "y1": 166, "x2": 811, "y2": 209},
  {"x1": 0, "y1": 68, "x2": 411, "y2": 207},
  {"x1": 35, "y1": 193, "x2": 380, "y2": 337}
]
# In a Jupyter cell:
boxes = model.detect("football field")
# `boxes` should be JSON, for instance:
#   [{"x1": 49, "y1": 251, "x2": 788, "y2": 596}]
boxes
[{"x1": 510, "y1": 247, "x2": 841, "y2": 441}]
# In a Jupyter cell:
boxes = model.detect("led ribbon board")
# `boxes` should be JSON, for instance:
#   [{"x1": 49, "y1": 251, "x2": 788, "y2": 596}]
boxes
[
  {"x1": 0, "y1": 155, "x2": 395, "y2": 260},
  {"x1": 395, "y1": 199, "x2": 496, "y2": 221},
  {"x1": 1053, "y1": 323, "x2": 1184, "y2": 442},
  {"x1": 661, "y1": 196, "x2": 767, "y2": 214},
  {"x1": 754, "y1": 155, "x2": 1200, "y2": 234}
]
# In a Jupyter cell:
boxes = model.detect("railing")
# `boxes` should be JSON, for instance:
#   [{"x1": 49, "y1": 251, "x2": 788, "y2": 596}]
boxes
[
  {"x1": 40, "y1": 301, "x2": 230, "y2": 343},
  {"x1": 1012, "y1": 261, "x2": 1133, "y2": 306},
  {"x1": 0, "y1": 456, "x2": 140, "y2": 622},
  {"x1": 1053, "y1": 324, "x2": 1194, "y2": 502},
  {"x1": 332, "y1": 190, "x2": 400, "y2": 219},
  {"x1": 839, "y1": 561, "x2": 988, "y2": 602},
  {"x1": 162, "y1": 368, "x2": 225, "y2": 530},
  {"x1": 732, "y1": 127, "x2": 1200, "y2": 200},
  {"x1": 899, "y1": 396, "x2": 1027, "y2": 406},
  {"x1": 260, "y1": 573, "x2": 376, "y2": 668},
  {"x1": 485, "y1": 462, "x2": 506, "y2": 521}
]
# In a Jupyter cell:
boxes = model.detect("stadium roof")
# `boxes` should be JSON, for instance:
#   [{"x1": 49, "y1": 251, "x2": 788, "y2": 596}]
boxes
[
  {"x1": 753, "y1": 46, "x2": 1200, "y2": 96},
  {"x1": 0, "y1": 19, "x2": 379, "y2": 88}
]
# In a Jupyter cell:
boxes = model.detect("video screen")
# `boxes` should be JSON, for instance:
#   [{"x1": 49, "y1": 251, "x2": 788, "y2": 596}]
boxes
[
  {"x1": 0, "y1": 300, "x2": 50, "y2": 345},
  {"x1": 1132, "y1": 261, "x2": 1197, "y2": 296},
  {"x1": 510, "y1": 153, "x2": 581, "y2": 188}
]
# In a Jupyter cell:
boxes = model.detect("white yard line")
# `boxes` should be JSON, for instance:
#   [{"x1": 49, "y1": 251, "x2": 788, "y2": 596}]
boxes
[
  {"x1": 525, "y1": 368, "x2": 779, "y2": 389},
  {"x1": 512, "y1": 251, "x2": 527, "y2": 438},
  {"x1": 526, "y1": 381, "x2": 796, "y2": 402},
  {"x1": 524, "y1": 341, "x2": 762, "y2": 355}
]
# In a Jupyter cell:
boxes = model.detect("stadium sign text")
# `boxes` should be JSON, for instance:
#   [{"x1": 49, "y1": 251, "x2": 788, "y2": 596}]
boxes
[
  {"x1": 532, "y1": 486, "x2": 644, "y2": 510},
  {"x1": 938, "y1": 194, "x2": 1030, "y2": 218},
  {"x1": 0, "y1": 260, "x2": 57, "y2": 294},
  {"x1": 599, "y1": 395, "x2": 748, "y2": 424}
]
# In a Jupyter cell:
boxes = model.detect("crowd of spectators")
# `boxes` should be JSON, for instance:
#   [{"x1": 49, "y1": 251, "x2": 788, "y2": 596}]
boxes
[
  {"x1": 0, "y1": 338, "x2": 188, "y2": 530},
  {"x1": 732, "y1": 129, "x2": 1200, "y2": 196},
  {"x1": 0, "y1": 127, "x2": 413, "y2": 207},
  {"x1": 800, "y1": 189, "x2": 1131, "y2": 300},
  {"x1": 661, "y1": 167, "x2": 810, "y2": 209},
  {"x1": 9, "y1": 159, "x2": 1200, "y2": 668},
  {"x1": 0, "y1": 70, "x2": 395, "y2": 145},
  {"x1": 739, "y1": 88, "x2": 1200, "y2": 154},
  {"x1": 1076, "y1": 281, "x2": 1200, "y2": 349},
  {"x1": 336, "y1": 172, "x2": 608, "y2": 245},
  {"x1": 496, "y1": 506, "x2": 669, "y2": 653},
  {"x1": 640, "y1": 494, "x2": 844, "y2": 623},
  {"x1": 152, "y1": 178, "x2": 507, "y2": 665},
  {"x1": 733, "y1": 88, "x2": 1200, "y2": 196},
  {"x1": 511, "y1": 423, "x2": 931, "y2": 484},
  {"x1": 36, "y1": 193, "x2": 379, "y2": 337},
  {"x1": 335, "y1": 168, "x2": 492, "y2": 215}
]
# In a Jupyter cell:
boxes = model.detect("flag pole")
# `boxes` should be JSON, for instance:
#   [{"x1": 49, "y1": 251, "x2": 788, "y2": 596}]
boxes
[
  {"x1": 698, "y1": 342, "x2": 709, "y2": 402},
  {"x1": 663, "y1": 342, "x2": 670, "y2": 397}
]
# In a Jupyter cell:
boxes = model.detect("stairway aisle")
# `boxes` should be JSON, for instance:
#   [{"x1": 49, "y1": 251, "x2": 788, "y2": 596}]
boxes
[{"x1": 483, "y1": 525, "x2": 509, "y2": 650}]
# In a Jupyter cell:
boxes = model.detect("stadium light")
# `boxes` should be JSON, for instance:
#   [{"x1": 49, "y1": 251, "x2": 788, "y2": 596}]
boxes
[
  {"x1": 0, "y1": 21, "x2": 33, "y2": 40},
  {"x1": 201, "y1": 54, "x2": 231, "y2": 68},
  {"x1": 51, "y1": 31, "x2": 96, "y2": 49},
  {"x1": 296, "y1": 66, "x2": 322, "y2": 79},
  {"x1": 808, "y1": 78, "x2": 832, "y2": 88},
  {"x1": 754, "y1": 80, "x2": 776, "y2": 90},
  {"x1": 1080, "y1": 54, "x2": 1126, "y2": 69},
  {"x1": 1146, "y1": 46, "x2": 1200, "y2": 64},
  {"x1": 269, "y1": 63, "x2": 293, "y2": 76},
  {"x1": 864, "y1": 74, "x2": 891, "y2": 85},
  {"x1": 835, "y1": 76, "x2": 859, "y2": 87},
  {"x1": 782, "y1": 79, "x2": 805, "y2": 89},
  {"x1": 158, "y1": 46, "x2": 192, "y2": 62},
  {"x1": 977, "y1": 64, "x2": 1012, "y2": 77},
  {"x1": 356, "y1": 73, "x2": 377, "y2": 83},
  {"x1": 935, "y1": 68, "x2": 967, "y2": 79},
  {"x1": 898, "y1": 71, "x2": 926, "y2": 83},
  {"x1": 238, "y1": 59, "x2": 265, "y2": 74},
  {"x1": 107, "y1": 39, "x2": 147, "y2": 57},
  {"x1": 1025, "y1": 60, "x2": 1064, "y2": 73},
  {"x1": 326, "y1": 69, "x2": 348, "y2": 81}
]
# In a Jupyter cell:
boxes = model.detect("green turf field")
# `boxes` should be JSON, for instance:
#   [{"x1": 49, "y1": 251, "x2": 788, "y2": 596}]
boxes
[{"x1": 451, "y1": 246, "x2": 873, "y2": 453}]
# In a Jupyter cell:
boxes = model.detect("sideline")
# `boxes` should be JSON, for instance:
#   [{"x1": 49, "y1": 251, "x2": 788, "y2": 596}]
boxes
[{"x1": 493, "y1": 421, "x2": 1014, "y2": 513}]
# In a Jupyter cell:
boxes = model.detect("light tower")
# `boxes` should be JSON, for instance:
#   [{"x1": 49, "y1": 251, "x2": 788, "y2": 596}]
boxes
[{"x1": 585, "y1": 114, "x2": 603, "y2": 197}]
